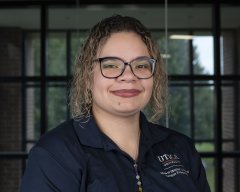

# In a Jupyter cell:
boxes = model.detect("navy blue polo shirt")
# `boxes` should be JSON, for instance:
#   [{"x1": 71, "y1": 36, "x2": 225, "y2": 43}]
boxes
[{"x1": 20, "y1": 113, "x2": 210, "y2": 192}]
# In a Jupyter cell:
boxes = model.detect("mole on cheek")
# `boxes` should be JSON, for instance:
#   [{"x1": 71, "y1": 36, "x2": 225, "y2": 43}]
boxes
[{"x1": 118, "y1": 102, "x2": 121, "y2": 106}]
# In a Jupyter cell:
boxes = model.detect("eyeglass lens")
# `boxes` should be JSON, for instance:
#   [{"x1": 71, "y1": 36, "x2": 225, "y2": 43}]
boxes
[{"x1": 100, "y1": 57, "x2": 155, "y2": 79}]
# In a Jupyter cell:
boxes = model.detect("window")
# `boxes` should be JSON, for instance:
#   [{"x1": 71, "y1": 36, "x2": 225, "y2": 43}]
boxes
[{"x1": 0, "y1": 3, "x2": 239, "y2": 192}]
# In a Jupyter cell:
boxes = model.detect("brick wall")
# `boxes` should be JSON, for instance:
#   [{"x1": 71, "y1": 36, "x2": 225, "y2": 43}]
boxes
[
  {"x1": 25, "y1": 37, "x2": 35, "y2": 147},
  {"x1": 237, "y1": 27, "x2": 240, "y2": 192},
  {"x1": 221, "y1": 31, "x2": 234, "y2": 192},
  {"x1": 222, "y1": 30, "x2": 240, "y2": 192},
  {"x1": 0, "y1": 28, "x2": 23, "y2": 192}
]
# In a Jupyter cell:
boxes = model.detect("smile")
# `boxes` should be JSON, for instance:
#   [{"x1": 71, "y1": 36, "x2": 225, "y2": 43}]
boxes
[{"x1": 111, "y1": 89, "x2": 141, "y2": 98}]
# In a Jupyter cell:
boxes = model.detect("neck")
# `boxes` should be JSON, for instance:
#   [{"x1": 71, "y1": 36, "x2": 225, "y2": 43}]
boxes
[{"x1": 92, "y1": 108, "x2": 141, "y2": 160}]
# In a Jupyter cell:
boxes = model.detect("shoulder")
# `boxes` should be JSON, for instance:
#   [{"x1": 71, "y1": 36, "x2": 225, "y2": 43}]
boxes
[
  {"x1": 146, "y1": 122, "x2": 197, "y2": 156},
  {"x1": 22, "y1": 120, "x2": 83, "y2": 190},
  {"x1": 149, "y1": 121, "x2": 193, "y2": 144},
  {"x1": 30, "y1": 119, "x2": 87, "y2": 168},
  {"x1": 140, "y1": 113, "x2": 193, "y2": 147},
  {"x1": 36, "y1": 119, "x2": 77, "y2": 150}
]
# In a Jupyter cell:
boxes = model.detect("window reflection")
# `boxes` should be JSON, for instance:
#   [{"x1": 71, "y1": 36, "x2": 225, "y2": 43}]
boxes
[{"x1": 193, "y1": 35, "x2": 214, "y2": 75}]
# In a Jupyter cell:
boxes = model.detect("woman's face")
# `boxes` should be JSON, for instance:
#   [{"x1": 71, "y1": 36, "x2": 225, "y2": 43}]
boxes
[{"x1": 91, "y1": 32, "x2": 153, "y2": 118}]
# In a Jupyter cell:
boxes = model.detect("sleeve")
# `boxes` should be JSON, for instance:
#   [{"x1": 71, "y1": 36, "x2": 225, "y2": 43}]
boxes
[
  {"x1": 20, "y1": 147, "x2": 81, "y2": 192},
  {"x1": 188, "y1": 141, "x2": 211, "y2": 192}
]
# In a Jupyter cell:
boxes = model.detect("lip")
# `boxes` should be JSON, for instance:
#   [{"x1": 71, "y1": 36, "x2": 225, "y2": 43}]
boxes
[{"x1": 111, "y1": 89, "x2": 141, "y2": 98}]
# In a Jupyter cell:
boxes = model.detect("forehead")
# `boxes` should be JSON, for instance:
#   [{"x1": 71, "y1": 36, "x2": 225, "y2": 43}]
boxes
[{"x1": 97, "y1": 32, "x2": 149, "y2": 58}]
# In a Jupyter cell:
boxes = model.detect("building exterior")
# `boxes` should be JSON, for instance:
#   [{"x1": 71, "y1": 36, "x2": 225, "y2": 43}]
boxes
[{"x1": 0, "y1": 1, "x2": 239, "y2": 192}]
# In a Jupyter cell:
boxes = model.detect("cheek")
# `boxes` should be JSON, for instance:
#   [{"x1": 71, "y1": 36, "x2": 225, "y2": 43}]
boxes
[
  {"x1": 92, "y1": 72, "x2": 110, "y2": 98},
  {"x1": 92, "y1": 68, "x2": 103, "y2": 90},
  {"x1": 145, "y1": 80, "x2": 154, "y2": 102},
  {"x1": 92, "y1": 78, "x2": 102, "y2": 97},
  {"x1": 144, "y1": 79, "x2": 154, "y2": 94}
]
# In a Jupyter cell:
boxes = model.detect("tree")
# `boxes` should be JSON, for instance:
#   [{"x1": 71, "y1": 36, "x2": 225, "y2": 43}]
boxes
[{"x1": 151, "y1": 34, "x2": 214, "y2": 139}]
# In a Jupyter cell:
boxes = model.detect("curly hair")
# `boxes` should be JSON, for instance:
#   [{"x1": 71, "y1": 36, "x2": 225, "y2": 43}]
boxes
[{"x1": 69, "y1": 14, "x2": 167, "y2": 122}]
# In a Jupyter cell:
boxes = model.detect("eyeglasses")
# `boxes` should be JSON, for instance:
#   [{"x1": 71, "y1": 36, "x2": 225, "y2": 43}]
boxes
[{"x1": 94, "y1": 56, "x2": 156, "y2": 79}]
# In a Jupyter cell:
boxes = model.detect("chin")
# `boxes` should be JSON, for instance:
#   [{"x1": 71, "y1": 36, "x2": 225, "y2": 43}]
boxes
[{"x1": 113, "y1": 108, "x2": 141, "y2": 117}]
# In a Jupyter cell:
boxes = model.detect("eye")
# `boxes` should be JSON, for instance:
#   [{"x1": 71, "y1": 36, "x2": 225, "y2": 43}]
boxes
[
  {"x1": 101, "y1": 59, "x2": 122, "y2": 69},
  {"x1": 135, "y1": 62, "x2": 151, "y2": 70},
  {"x1": 102, "y1": 60, "x2": 121, "y2": 69},
  {"x1": 102, "y1": 63, "x2": 119, "y2": 69},
  {"x1": 137, "y1": 63, "x2": 149, "y2": 68}
]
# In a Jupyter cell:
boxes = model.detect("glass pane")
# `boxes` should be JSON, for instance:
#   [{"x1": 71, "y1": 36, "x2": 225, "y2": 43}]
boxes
[
  {"x1": 221, "y1": 31, "x2": 235, "y2": 75},
  {"x1": 168, "y1": 6, "x2": 212, "y2": 29},
  {"x1": 25, "y1": 33, "x2": 40, "y2": 76},
  {"x1": 223, "y1": 158, "x2": 239, "y2": 192},
  {"x1": 0, "y1": 83, "x2": 22, "y2": 152},
  {"x1": 202, "y1": 158, "x2": 215, "y2": 192},
  {"x1": 221, "y1": 6, "x2": 240, "y2": 75},
  {"x1": 168, "y1": 85, "x2": 190, "y2": 136},
  {"x1": 222, "y1": 86, "x2": 236, "y2": 152},
  {"x1": 0, "y1": 8, "x2": 40, "y2": 77},
  {"x1": 194, "y1": 86, "x2": 214, "y2": 139},
  {"x1": 194, "y1": 80, "x2": 214, "y2": 86},
  {"x1": 26, "y1": 87, "x2": 41, "y2": 142},
  {"x1": 168, "y1": 5, "x2": 212, "y2": 75},
  {"x1": 48, "y1": 5, "x2": 165, "y2": 30},
  {"x1": 71, "y1": 32, "x2": 88, "y2": 74},
  {"x1": 47, "y1": 85, "x2": 67, "y2": 130},
  {"x1": 48, "y1": 6, "x2": 101, "y2": 30},
  {"x1": 195, "y1": 142, "x2": 215, "y2": 152},
  {"x1": 193, "y1": 34, "x2": 214, "y2": 75},
  {"x1": 167, "y1": 32, "x2": 190, "y2": 74},
  {"x1": 47, "y1": 33, "x2": 66, "y2": 76}
]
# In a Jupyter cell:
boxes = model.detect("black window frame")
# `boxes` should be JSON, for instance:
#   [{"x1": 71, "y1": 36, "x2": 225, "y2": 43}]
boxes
[{"x1": 0, "y1": 2, "x2": 240, "y2": 192}]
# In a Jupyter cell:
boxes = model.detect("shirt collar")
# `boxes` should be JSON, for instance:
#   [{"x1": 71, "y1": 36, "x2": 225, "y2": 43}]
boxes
[
  {"x1": 73, "y1": 115, "x2": 106, "y2": 149},
  {"x1": 73, "y1": 112, "x2": 169, "y2": 151},
  {"x1": 140, "y1": 113, "x2": 169, "y2": 144}
]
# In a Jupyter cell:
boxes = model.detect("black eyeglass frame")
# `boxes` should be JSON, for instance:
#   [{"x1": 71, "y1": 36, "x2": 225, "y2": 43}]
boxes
[{"x1": 94, "y1": 56, "x2": 156, "y2": 79}]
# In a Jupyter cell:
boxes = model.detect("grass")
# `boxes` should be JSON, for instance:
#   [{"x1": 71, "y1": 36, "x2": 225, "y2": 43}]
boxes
[{"x1": 195, "y1": 143, "x2": 215, "y2": 192}]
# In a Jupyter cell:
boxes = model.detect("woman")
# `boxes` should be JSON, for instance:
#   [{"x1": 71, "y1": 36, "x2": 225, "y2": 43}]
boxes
[{"x1": 20, "y1": 15, "x2": 210, "y2": 192}]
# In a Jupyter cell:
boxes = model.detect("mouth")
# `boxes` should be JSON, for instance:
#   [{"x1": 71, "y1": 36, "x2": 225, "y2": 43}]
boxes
[{"x1": 111, "y1": 89, "x2": 141, "y2": 98}]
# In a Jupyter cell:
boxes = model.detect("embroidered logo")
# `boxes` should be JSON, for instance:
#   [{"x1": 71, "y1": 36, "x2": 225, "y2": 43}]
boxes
[{"x1": 157, "y1": 153, "x2": 189, "y2": 178}]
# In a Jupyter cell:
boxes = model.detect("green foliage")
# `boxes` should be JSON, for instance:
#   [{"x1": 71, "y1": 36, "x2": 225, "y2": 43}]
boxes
[
  {"x1": 195, "y1": 142, "x2": 214, "y2": 152},
  {"x1": 47, "y1": 33, "x2": 68, "y2": 130},
  {"x1": 31, "y1": 35, "x2": 41, "y2": 139},
  {"x1": 34, "y1": 88, "x2": 41, "y2": 139},
  {"x1": 165, "y1": 39, "x2": 190, "y2": 74},
  {"x1": 194, "y1": 86, "x2": 214, "y2": 139},
  {"x1": 47, "y1": 87, "x2": 67, "y2": 130},
  {"x1": 47, "y1": 33, "x2": 66, "y2": 76},
  {"x1": 202, "y1": 157, "x2": 215, "y2": 192},
  {"x1": 149, "y1": 34, "x2": 214, "y2": 141},
  {"x1": 32, "y1": 33, "x2": 68, "y2": 135},
  {"x1": 168, "y1": 86, "x2": 190, "y2": 136},
  {"x1": 71, "y1": 34, "x2": 87, "y2": 73},
  {"x1": 195, "y1": 143, "x2": 215, "y2": 192}
]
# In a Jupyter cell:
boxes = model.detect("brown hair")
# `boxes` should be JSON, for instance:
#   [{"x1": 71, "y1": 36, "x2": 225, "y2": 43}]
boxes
[{"x1": 69, "y1": 14, "x2": 167, "y2": 122}]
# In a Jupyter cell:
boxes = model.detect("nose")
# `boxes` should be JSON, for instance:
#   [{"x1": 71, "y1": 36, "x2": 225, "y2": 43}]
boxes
[{"x1": 117, "y1": 64, "x2": 137, "y2": 82}]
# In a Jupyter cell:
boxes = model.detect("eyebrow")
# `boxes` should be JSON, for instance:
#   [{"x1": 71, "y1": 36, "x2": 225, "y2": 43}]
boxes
[{"x1": 96, "y1": 56, "x2": 152, "y2": 62}]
